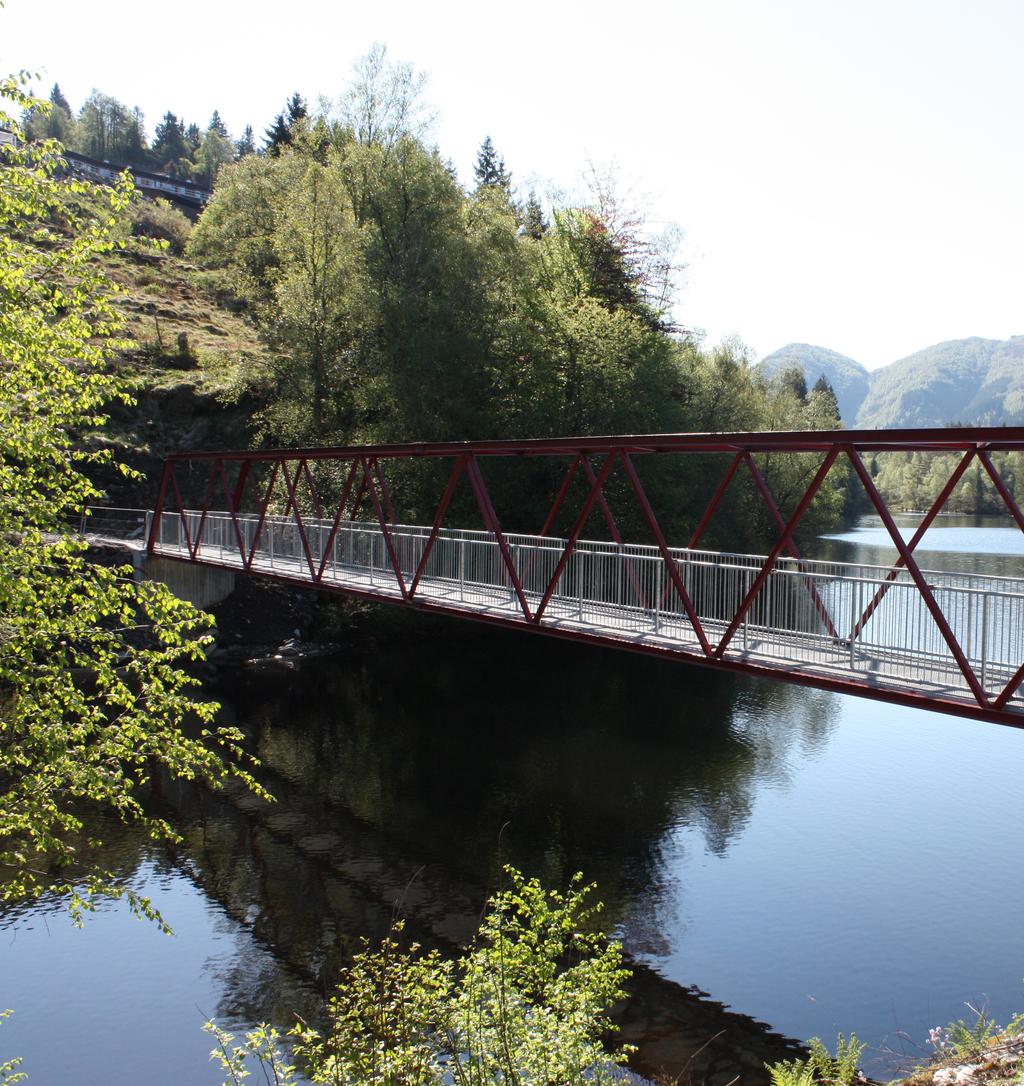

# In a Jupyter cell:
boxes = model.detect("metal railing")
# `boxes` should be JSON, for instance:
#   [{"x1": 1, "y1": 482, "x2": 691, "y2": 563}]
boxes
[
  {"x1": 73, "y1": 506, "x2": 151, "y2": 541},
  {"x1": 152, "y1": 510, "x2": 1024, "y2": 708}
]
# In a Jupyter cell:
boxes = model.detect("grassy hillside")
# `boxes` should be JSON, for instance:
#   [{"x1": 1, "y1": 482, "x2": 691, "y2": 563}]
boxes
[
  {"x1": 757, "y1": 344, "x2": 870, "y2": 424},
  {"x1": 90, "y1": 242, "x2": 273, "y2": 505},
  {"x1": 856, "y1": 335, "x2": 1024, "y2": 428}
]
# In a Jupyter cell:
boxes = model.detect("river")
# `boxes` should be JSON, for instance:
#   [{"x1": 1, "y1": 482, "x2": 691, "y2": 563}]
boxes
[{"x1": 2, "y1": 515, "x2": 1023, "y2": 1084}]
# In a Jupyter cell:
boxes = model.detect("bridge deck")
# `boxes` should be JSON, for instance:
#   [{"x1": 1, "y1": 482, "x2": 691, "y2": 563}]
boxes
[{"x1": 149, "y1": 511, "x2": 1024, "y2": 723}]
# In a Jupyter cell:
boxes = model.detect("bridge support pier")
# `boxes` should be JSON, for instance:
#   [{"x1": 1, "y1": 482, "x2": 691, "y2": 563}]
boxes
[{"x1": 139, "y1": 554, "x2": 236, "y2": 609}]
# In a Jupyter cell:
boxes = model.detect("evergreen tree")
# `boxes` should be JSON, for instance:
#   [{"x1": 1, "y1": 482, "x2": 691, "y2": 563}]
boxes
[
  {"x1": 264, "y1": 111, "x2": 292, "y2": 156},
  {"x1": 811, "y1": 375, "x2": 842, "y2": 423},
  {"x1": 474, "y1": 135, "x2": 512, "y2": 192},
  {"x1": 24, "y1": 83, "x2": 75, "y2": 143},
  {"x1": 521, "y1": 190, "x2": 547, "y2": 239},
  {"x1": 185, "y1": 121, "x2": 201, "y2": 154},
  {"x1": 208, "y1": 109, "x2": 228, "y2": 138},
  {"x1": 285, "y1": 92, "x2": 308, "y2": 127},
  {"x1": 264, "y1": 93, "x2": 308, "y2": 156},
  {"x1": 235, "y1": 124, "x2": 256, "y2": 158},
  {"x1": 49, "y1": 82, "x2": 71, "y2": 116},
  {"x1": 151, "y1": 111, "x2": 188, "y2": 172},
  {"x1": 777, "y1": 365, "x2": 809, "y2": 402}
]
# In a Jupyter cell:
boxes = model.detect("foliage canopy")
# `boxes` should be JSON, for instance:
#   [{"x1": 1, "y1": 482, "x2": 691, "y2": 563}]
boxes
[{"x1": 0, "y1": 74, "x2": 261, "y2": 919}]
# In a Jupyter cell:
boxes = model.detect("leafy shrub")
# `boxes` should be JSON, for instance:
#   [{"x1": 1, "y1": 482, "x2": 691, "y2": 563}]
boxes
[
  {"x1": 205, "y1": 868, "x2": 633, "y2": 1086},
  {"x1": 129, "y1": 197, "x2": 192, "y2": 254}
]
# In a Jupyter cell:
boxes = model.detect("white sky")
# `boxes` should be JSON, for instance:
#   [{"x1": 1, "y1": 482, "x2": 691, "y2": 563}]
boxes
[{"x1": 4, "y1": 0, "x2": 1022, "y2": 370}]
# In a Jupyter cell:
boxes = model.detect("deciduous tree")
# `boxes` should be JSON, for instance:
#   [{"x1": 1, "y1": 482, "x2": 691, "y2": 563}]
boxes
[{"x1": 0, "y1": 75, "x2": 261, "y2": 918}]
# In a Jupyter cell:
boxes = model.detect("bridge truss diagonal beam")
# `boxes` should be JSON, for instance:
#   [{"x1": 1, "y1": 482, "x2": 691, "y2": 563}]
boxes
[{"x1": 147, "y1": 426, "x2": 1024, "y2": 730}]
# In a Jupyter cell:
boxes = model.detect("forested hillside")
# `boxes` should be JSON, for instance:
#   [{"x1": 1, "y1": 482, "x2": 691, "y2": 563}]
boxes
[
  {"x1": 856, "y1": 336, "x2": 1024, "y2": 428},
  {"x1": 758, "y1": 344, "x2": 870, "y2": 424},
  {"x1": 760, "y1": 336, "x2": 1024, "y2": 430},
  {"x1": 47, "y1": 48, "x2": 849, "y2": 551}
]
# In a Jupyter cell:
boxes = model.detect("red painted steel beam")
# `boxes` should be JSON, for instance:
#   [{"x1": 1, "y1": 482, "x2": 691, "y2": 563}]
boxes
[
  {"x1": 620, "y1": 452, "x2": 712, "y2": 656},
  {"x1": 409, "y1": 455, "x2": 467, "y2": 597},
  {"x1": 846, "y1": 448, "x2": 989, "y2": 707},
  {"x1": 359, "y1": 455, "x2": 409, "y2": 600},
  {"x1": 688, "y1": 452, "x2": 744, "y2": 549},
  {"x1": 537, "y1": 455, "x2": 582, "y2": 538},
  {"x1": 371, "y1": 457, "x2": 396, "y2": 524},
  {"x1": 280, "y1": 461, "x2": 319, "y2": 579},
  {"x1": 849, "y1": 448, "x2": 977, "y2": 641},
  {"x1": 533, "y1": 451, "x2": 619, "y2": 623},
  {"x1": 315, "y1": 459, "x2": 361, "y2": 582},
  {"x1": 714, "y1": 448, "x2": 840, "y2": 658},
  {"x1": 580, "y1": 456, "x2": 649, "y2": 611},
  {"x1": 216, "y1": 458, "x2": 248, "y2": 562},
  {"x1": 978, "y1": 449, "x2": 1024, "y2": 534},
  {"x1": 162, "y1": 425, "x2": 1024, "y2": 464},
  {"x1": 465, "y1": 455, "x2": 532, "y2": 621},
  {"x1": 246, "y1": 462, "x2": 281, "y2": 573},
  {"x1": 147, "y1": 460, "x2": 171, "y2": 553},
  {"x1": 741, "y1": 453, "x2": 840, "y2": 640}
]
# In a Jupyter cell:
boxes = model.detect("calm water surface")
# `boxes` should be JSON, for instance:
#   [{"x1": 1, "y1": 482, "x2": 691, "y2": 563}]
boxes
[{"x1": 3, "y1": 515, "x2": 1023, "y2": 1083}]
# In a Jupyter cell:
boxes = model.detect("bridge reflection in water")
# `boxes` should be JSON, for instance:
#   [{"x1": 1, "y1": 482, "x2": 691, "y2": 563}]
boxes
[{"x1": 147, "y1": 428, "x2": 1024, "y2": 727}]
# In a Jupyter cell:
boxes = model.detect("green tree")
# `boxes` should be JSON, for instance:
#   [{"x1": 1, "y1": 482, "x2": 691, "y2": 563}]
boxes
[
  {"x1": 811, "y1": 375, "x2": 840, "y2": 420},
  {"x1": 285, "y1": 92, "x2": 308, "y2": 127},
  {"x1": 266, "y1": 158, "x2": 362, "y2": 440},
  {"x1": 333, "y1": 43, "x2": 433, "y2": 151},
  {"x1": 208, "y1": 109, "x2": 228, "y2": 138},
  {"x1": 74, "y1": 90, "x2": 147, "y2": 166},
  {"x1": 23, "y1": 82, "x2": 74, "y2": 143},
  {"x1": 0, "y1": 75, "x2": 261, "y2": 917},
  {"x1": 234, "y1": 123, "x2": 255, "y2": 158},
  {"x1": 263, "y1": 110, "x2": 291, "y2": 156},
  {"x1": 206, "y1": 869, "x2": 632, "y2": 1086},
  {"x1": 473, "y1": 134, "x2": 512, "y2": 193},
  {"x1": 194, "y1": 126, "x2": 234, "y2": 189},
  {"x1": 48, "y1": 82, "x2": 71, "y2": 115},
  {"x1": 151, "y1": 110, "x2": 188, "y2": 172},
  {"x1": 521, "y1": 189, "x2": 547, "y2": 239}
]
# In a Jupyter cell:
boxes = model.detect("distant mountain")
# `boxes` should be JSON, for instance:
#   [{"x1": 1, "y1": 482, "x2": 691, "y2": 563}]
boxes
[
  {"x1": 855, "y1": 336, "x2": 1024, "y2": 429},
  {"x1": 758, "y1": 336, "x2": 1024, "y2": 428},
  {"x1": 757, "y1": 344, "x2": 871, "y2": 424}
]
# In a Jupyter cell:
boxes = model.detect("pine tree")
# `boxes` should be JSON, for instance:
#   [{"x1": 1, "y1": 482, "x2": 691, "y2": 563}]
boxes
[
  {"x1": 208, "y1": 110, "x2": 228, "y2": 138},
  {"x1": 285, "y1": 92, "x2": 308, "y2": 127},
  {"x1": 264, "y1": 93, "x2": 308, "y2": 156},
  {"x1": 811, "y1": 375, "x2": 842, "y2": 423},
  {"x1": 185, "y1": 121, "x2": 201, "y2": 154},
  {"x1": 264, "y1": 111, "x2": 292, "y2": 156},
  {"x1": 49, "y1": 82, "x2": 71, "y2": 116},
  {"x1": 152, "y1": 111, "x2": 188, "y2": 171},
  {"x1": 235, "y1": 124, "x2": 256, "y2": 158},
  {"x1": 521, "y1": 190, "x2": 548, "y2": 239},
  {"x1": 474, "y1": 135, "x2": 512, "y2": 192}
]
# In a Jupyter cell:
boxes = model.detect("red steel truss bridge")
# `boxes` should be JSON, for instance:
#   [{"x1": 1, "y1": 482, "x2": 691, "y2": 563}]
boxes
[{"x1": 146, "y1": 427, "x2": 1024, "y2": 729}]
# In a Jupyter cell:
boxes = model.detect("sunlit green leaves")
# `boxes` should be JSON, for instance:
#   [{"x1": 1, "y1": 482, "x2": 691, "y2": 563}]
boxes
[{"x1": 0, "y1": 73, "x2": 264, "y2": 914}]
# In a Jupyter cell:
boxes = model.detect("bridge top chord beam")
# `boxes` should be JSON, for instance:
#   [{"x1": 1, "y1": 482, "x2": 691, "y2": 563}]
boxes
[{"x1": 162, "y1": 425, "x2": 1024, "y2": 463}]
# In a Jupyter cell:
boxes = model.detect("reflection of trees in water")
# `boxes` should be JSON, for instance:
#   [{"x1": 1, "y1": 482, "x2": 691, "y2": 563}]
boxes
[
  {"x1": 230, "y1": 620, "x2": 840, "y2": 921},
  {"x1": 158, "y1": 735, "x2": 806, "y2": 1084},
  {"x1": 3, "y1": 623, "x2": 833, "y2": 1082}
]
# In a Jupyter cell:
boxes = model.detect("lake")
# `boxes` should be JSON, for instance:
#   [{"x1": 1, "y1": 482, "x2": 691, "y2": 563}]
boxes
[{"x1": 2, "y1": 515, "x2": 1023, "y2": 1083}]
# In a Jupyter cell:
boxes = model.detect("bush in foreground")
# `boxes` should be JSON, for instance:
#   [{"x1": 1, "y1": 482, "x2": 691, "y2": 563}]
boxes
[{"x1": 206, "y1": 867, "x2": 633, "y2": 1086}]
